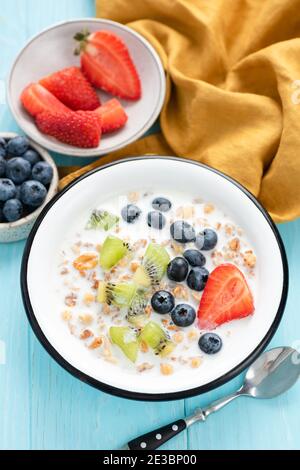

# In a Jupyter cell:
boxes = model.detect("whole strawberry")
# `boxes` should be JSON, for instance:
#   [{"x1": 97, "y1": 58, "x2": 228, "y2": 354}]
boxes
[
  {"x1": 36, "y1": 111, "x2": 101, "y2": 148},
  {"x1": 39, "y1": 66, "x2": 100, "y2": 111}
]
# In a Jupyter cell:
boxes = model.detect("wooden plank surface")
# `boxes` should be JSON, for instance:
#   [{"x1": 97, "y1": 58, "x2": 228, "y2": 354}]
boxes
[{"x1": 0, "y1": 0, "x2": 299, "y2": 450}]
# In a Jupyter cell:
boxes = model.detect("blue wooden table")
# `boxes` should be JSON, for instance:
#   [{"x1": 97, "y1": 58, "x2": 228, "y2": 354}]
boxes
[{"x1": 0, "y1": 0, "x2": 300, "y2": 451}]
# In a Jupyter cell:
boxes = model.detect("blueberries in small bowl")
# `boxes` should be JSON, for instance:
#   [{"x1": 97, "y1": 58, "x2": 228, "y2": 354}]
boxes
[
  {"x1": 3, "y1": 199, "x2": 23, "y2": 222},
  {"x1": 171, "y1": 304, "x2": 196, "y2": 327},
  {"x1": 0, "y1": 157, "x2": 6, "y2": 177},
  {"x1": 0, "y1": 137, "x2": 7, "y2": 148},
  {"x1": 22, "y1": 149, "x2": 40, "y2": 166},
  {"x1": 0, "y1": 179, "x2": 17, "y2": 201},
  {"x1": 195, "y1": 228, "x2": 218, "y2": 250},
  {"x1": 20, "y1": 180, "x2": 47, "y2": 207},
  {"x1": 167, "y1": 256, "x2": 189, "y2": 282},
  {"x1": 6, "y1": 135, "x2": 29, "y2": 156},
  {"x1": 151, "y1": 290, "x2": 175, "y2": 314},
  {"x1": 32, "y1": 161, "x2": 53, "y2": 185},
  {"x1": 187, "y1": 267, "x2": 209, "y2": 291},
  {"x1": 147, "y1": 210, "x2": 166, "y2": 229},
  {"x1": 0, "y1": 134, "x2": 57, "y2": 242},
  {"x1": 6, "y1": 157, "x2": 31, "y2": 184},
  {"x1": 198, "y1": 333, "x2": 222, "y2": 354}
]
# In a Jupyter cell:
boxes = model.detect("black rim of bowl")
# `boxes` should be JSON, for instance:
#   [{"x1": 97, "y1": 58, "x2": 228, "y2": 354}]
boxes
[{"x1": 20, "y1": 156, "x2": 289, "y2": 401}]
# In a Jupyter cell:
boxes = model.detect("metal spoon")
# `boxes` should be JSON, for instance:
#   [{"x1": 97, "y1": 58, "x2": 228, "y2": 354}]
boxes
[{"x1": 123, "y1": 347, "x2": 300, "y2": 450}]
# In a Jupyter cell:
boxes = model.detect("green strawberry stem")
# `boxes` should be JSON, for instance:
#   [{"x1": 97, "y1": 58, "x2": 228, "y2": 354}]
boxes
[{"x1": 74, "y1": 29, "x2": 90, "y2": 56}]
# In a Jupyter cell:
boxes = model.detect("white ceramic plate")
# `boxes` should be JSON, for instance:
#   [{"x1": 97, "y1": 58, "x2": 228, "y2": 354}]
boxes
[
  {"x1": 7, "y1": 19, "x2": 166, "y2": 157},
  {"x1": 21, "y1": 157, "x2": 288, "y2": 400}
]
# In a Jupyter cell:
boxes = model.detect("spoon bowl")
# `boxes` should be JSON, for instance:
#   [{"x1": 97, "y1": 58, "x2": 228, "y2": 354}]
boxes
[{"x1": 242, "y1": 347, "x2": 300, "y2": 398}]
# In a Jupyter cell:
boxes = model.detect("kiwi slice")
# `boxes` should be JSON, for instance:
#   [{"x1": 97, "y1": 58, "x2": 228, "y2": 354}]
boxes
[
  {"x1": 109, "y1": 326, "x2": 138, "y2": 362},
  {"x1": 86, "y1": 209, "x2": 119, "y2": 231},
  {"x1": 127, "y1": 293, "x2": 148, "y2": 328},
  {"x1": 98, "y1": 281, "x2": 148, "y2": 327},
  {"x1": 139, "y1": 321, "x2": 175, "y2": 357},
  {"x1": 99, "y1": 235, "x2": 129, "y2": 270},
  {"x1": 98, "y1": 281, "x2": 137, "y2": 306},
  {"x1": 133, "y1": 243, "x2": 170, "y2": 288}
]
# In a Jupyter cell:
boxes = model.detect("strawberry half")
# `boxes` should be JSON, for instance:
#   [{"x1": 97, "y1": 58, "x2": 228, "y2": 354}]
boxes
[
  {"x1": 21, "y1": 83, "x2": 70, "y2": 117},
  {"x1": 39, "y1": 66, "x2": 100, "y2": 111},
  {"x1": 36, "y1": 111, "x2": 101, "y2": 148},
  {"x1": 75, "y1": 30, "x2": 141, "y2": 100},
  {"x1": 94, "y1": 99, "x2": 128, "y2": 133},
  {"x1": 198, "y1": 263, "x2": 254, "y2": 330}
]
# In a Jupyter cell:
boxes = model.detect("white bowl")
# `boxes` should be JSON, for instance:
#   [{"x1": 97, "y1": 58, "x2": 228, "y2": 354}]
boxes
[
  {"x1": 0, "y1": 132, "x2": 58, "y2": 243},
  {"x1": 21, "y1": 157, "x2": 288, "y2": 400},
  {"x1": 7, "y1": 19, "x2": 166, "y2": 157}
]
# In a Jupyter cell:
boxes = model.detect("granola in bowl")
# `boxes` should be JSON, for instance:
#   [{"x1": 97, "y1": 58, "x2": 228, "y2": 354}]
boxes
[{"x1": 55, "y1": 190, "x2": 257, "y2": 376}]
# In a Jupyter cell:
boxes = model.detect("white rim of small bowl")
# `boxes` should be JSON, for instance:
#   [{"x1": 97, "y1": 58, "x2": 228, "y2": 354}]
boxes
[
  {"x1": 6, "y1": 18, "x2": 166, "y2": 157},
  {"x1": 0, "y1": 132, "x2": 59, "y2": 232}
]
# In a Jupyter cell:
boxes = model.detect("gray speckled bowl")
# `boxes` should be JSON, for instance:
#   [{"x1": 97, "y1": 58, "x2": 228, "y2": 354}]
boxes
[{"x1": 0, "y1": 132, "x2": 58, "y2": 243}]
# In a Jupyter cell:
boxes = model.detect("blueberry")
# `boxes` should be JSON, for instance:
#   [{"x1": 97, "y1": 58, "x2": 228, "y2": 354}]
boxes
[
  {"x1": 147, "y1": 210, "x2": 166, "y2": 229},
  {"x1": 0, "y1": 157, "x2": 6, "y2": 177},
  {"x1": 3, "y1": 199, "x2": 23, "y2": 222},
  {"x1": 183, "y1": 249, "x2": 206, "y2": 267},
  {"x1": 171, "y1": 304, "x2": 196, "y2": 327},
  {"x1": 121, "y1": 204, "x2": 141, "y2": 223},
  {"x1": 198, "y1": 333, "x2": 222, "y2": 354},
  {"x1": 0, "y1": 178, "x2": 16, "y2": 202},
  {"x1": 187, "y1": 267, "x2": 209, "y2": 291},
  {"x1": 32, "y1": 161, "x2": 53, "y2": 186},
  {"x1": 6, "y1": 157, "x2": 31, "y2": 184},
  {"x1": 151, "y1": 290, "x2": 175, "y2": 314},
  {"x1": 196, "y1": 229, "x2": 218, "y2": 250},
  {"x1": 0, "y1": 206, "x2": 3, "y2": 222},
  {"x1": 0, "y1": 137, "x2": 6, "y2": 148},
  {"x1": 152, "y1": 197, "x2": 172, "y2": 212},
  {"x1": 195, "y1": 233, "x2": 204, "y2": 250},
  {"x1": 170, "y1": 220, "x2": 196, "y2": 244},
  {"x1": 6, "y1": 136, "x2": 29, "y2": 156},
  {"x1": 0, "y1": 147, "x2": 6, "y2": 158},
  {"x1": 167, "y1": 257, "x2": 189, "y2": 282},
  {"x1": 20, "y1": 180, "x2": 47, "y2": 207},
  {"x1": 22, "y1": 149, "x2": 41, "y2": 166},
  {"x1": 15, "y1": 185, "x2": 21, "y2": 200}
]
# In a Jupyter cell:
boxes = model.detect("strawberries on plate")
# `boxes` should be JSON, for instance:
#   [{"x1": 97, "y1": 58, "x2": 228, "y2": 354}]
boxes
[
  {"x1": 39, "y1": 66, "x2": 101, "y2": 111},
  {"x1": 95, "y1": 99, "x2": 128, "y2": 133},
  {"x1": 75, "y1": 30, "x2": 141, "y2": 100},
  {"x1": 20, "y1": 29, "x2": 142, "y2": 148},
  {"x1": 198, "y1": 263, "x2": 254, "y2": 330},
  {"x1": 36, "y1": 110, "x2": 101, "y2": 148},
  {"x1": 21, "y1": 83, "x2": 70, "y2": 117}
]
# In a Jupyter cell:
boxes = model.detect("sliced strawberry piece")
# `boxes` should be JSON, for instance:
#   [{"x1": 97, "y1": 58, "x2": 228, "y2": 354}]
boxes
[
  {"x1": 36, "y1": 110, "x2": 101, "y2": 148},
  {"x1": 21, "y1": 83, "x2": 70, "y2": 117},
  {"x1": 39, "y1": 66, "x2": 100, "y2": 111},
  {"x1": 198, "y1": 263, "x2": 254, "y2": 330},
  {"x1": 94, "y1": 99, "x2": 128, "y2": 133},
  {"x1": 75, "y1": 30, "x2": 141, "y2": 100}
]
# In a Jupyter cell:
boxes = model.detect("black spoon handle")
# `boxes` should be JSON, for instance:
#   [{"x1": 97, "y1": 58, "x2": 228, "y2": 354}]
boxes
[{"x1": 127, "y1": 419, "x2": 186, "y2": 450}]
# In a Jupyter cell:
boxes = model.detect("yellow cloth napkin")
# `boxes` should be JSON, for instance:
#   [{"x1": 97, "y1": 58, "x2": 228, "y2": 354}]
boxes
[{"x1": 60, "y1": 0, "x2": 300, "y2": 223}]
